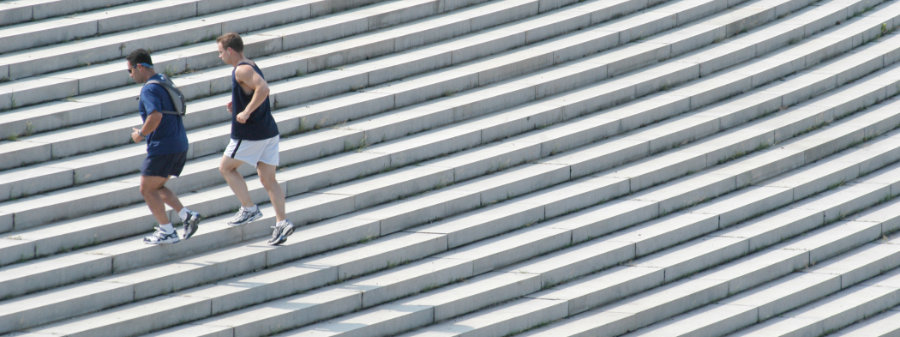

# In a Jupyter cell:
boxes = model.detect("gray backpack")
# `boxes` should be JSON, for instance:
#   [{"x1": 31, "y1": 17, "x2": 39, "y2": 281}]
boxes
[{"x1": 145, "y1": 75, "x2": 186, "y2": 116}]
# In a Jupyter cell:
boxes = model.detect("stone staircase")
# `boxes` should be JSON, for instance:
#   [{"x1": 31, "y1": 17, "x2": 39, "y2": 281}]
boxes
[{"x1": 1, "y1": 0, "x2": 900, "y2": 336}]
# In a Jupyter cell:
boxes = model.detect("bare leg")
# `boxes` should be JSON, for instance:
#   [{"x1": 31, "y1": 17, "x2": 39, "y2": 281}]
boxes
[
  {"x1": 140, "y1": 175, "x2": 172, "y2": 225},
  {"x1": 157, "y1": 186, "x2": 184, "y2": 214},
  {"x1": 257, "y1": 162, "x2": 286, "y2": 222},
  {"x1": 220, "y1": 156, "x2": 254, "y2": 207}
]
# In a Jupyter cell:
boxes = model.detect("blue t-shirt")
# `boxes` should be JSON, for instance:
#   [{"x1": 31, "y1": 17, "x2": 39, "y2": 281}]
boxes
[
  {"x1": 231, "y1": 62, "x2": 279, "y2": 140},
  {"x1": 139, "y1": 74, "x2": 189, "y2": 156}
]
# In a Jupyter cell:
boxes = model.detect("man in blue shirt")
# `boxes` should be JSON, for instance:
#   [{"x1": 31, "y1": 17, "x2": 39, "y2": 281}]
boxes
[{"x1": 127, "y1": 49, "x2": 201, "y2": 244}]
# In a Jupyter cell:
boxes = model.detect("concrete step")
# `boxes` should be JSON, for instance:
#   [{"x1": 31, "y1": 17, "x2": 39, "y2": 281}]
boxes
[
  {"x1": 625, "y1": 230, "x2": 900, "y2": 336},
  {"x1": 2, "y1": 19, "x2": 896, "y2": 273},
  {"x1": 0, "y1": 0, "x2": 396, "y2": 84},
  {"x1": 828, "y1": 303, "x2": 900, "y2": 336},
  {"x1": 1, "y1": 0, "x2": 896, "y2": 334},
  {"x1": 0, "y1": 0, "x2": 275, "y2": 55},
  {"x1": 17, "y1": 77, "x2": 900, "y2": 336},
  {"x1": 0, "y1": 0, "x2": 725, "y2": 164},
  {"x1": 290, "y1": 157, "x2": 900, "y2": 336},
  {"x1": 0, "y1": 0, "x2": 778, "y2": 207},
  {"x1": 554, "y1": 233, "x2": 899, "y2": 337},
  {"x1": 726, "y1": 255, "x2": 900, "y2": 337},
  {"x1": 409, "y1": 166, "x2": 900, "y2": 337},
  {"x1": 1, "y1": 24, "x2": 897, "y2": 319},
  {"x1": 0, "y1": 0, "x2": 140, "y2": 27},
  {"x1": 0, "y1": 0, "x2": 496, "y2": 116},
  {"x1": 1, "y1": 0, "x2": 892, "y2": 228}
]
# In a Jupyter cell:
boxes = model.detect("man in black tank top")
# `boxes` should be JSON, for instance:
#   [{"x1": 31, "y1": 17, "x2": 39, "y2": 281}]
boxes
[{"x1": 216, "y1": 32, "x2": 294, "y2": 246}]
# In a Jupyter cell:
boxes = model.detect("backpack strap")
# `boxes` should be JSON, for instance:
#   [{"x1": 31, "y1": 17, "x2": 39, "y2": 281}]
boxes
[{"x1": 145, "y1": 76, "x2": 186, "y2": 116}]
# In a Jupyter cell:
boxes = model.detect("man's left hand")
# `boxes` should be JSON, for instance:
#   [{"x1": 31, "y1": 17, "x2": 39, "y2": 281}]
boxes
[
  {"x1": 236, "y1": 110, "x2": 251, "y2": 124},
  {"x1": 131, "y1": 127, "x2": 145, "y2": 143}
]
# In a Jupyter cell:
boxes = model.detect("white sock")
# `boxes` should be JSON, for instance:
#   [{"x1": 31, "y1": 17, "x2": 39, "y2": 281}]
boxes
[
  {"x1": 244, "y1": 204, "x2": 258, "y2": 212},
  {"x1": 178, "y1": 208, "x2": 190, "y2": 221},
  {"x1": 159, "y1": 223, "x2": 175, "y2": 233}
]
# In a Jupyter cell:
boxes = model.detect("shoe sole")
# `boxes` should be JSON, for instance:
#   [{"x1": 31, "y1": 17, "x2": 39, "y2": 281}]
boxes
[{"x1": 144, "y1": 238, "x2": 180, "y2": 245}]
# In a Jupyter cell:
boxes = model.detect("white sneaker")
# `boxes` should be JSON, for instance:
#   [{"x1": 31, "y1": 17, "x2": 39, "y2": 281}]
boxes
[
  {"x1": 143, "y1": 227, "x2": 180, "y2": 245},
  {"x1": 227, "y1": 207, "x2": 262, "y2": 226},
  {"x1": 267, "y1": 220, "x2": 294, "y2": 246},
  {"x1": 182, "y1": 211, "x2": 201, "y2": 239}
]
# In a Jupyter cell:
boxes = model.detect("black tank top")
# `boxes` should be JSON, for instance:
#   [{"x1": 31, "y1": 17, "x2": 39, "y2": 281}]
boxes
[{"x1": 231, "y1": 61, "x2": 279, "y2": 140}]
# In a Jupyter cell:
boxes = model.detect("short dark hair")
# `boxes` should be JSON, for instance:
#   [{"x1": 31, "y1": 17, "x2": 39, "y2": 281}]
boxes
[
  {"x1": 217, "y1": 32, "x2": 243, "y2": 53},
  {"x1": 127, "y1": 48, "x2": 153, "y2": 67}
]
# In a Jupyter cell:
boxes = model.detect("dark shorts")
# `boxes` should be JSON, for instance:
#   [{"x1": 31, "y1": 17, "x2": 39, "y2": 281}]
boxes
[{"x1": 141, "y1": 151, "x2": 187, "y2": 177}]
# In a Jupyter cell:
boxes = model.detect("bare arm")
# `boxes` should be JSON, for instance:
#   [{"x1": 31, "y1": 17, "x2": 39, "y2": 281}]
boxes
[
  {"x1": 233, "y1": 64, "x2": 270, "y2": 124},
  {"x1": 132, "y1": 111, "x2": 163, "y2": 142}
]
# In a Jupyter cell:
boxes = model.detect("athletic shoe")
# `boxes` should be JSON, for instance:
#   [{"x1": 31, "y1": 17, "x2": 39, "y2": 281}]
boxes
[
  {"x1": 182, "y1": 211, "x2": 201, "y2": 239},
  {"x1": 267, "y1": 220, "x2": 294, "y2": 246},
  {"x1": 143, "y1": 227, "x2": 180, "y2": 245},
  {"x1": 227, "y1": 207, "x2": 262, "y2": 226}
]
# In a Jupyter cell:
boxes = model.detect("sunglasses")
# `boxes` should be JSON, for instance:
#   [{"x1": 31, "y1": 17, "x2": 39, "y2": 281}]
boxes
[{"x1": 127, "y1": 62, "x2": 154, "y2": 74}]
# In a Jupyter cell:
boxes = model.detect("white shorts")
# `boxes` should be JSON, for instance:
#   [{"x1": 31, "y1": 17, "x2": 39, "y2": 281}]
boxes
[{"x1": 224, "y1": 135, "x2": 280, "y2": 166}]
